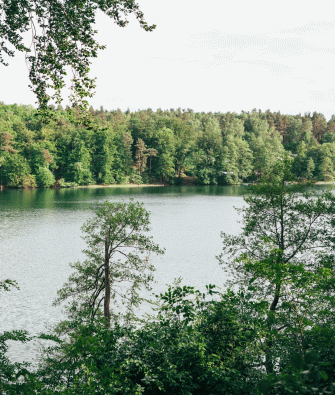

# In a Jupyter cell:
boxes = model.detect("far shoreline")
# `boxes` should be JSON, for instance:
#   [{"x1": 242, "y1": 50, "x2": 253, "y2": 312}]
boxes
[
  {"x1": 1, "y1": 181, "x2": 334, "y2": 191},
  {"x1": 314, "y1": 181, "x2": 335, "y2": 185},
  {"x1": 66, "y1": 183, "x2": 166, "y2": 189}
]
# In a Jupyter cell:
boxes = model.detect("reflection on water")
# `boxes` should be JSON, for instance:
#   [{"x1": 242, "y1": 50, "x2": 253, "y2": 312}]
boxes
[{"x1": 0, "y1": 185, "x2": 247, "y2": 211}]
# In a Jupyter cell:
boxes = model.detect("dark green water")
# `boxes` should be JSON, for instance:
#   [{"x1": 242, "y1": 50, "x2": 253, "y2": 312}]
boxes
[{"x1": 0, "y1": 184, "x2": 246, "y2": 209}]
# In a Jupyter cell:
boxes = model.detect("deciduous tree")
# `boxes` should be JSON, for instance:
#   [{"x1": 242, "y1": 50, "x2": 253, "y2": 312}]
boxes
[
  {"x1": 134, "y1": 138, "x2": 148, "y2": 176},
  {"x1": 218, "y1": 160, "x2": 335, "y2": 374},
  {"x1": 54, "y1": 200, "x2": 164, "y2": 328},
  {"x1": 0, "y1": 0, "x2": 155, "y2": 118}
]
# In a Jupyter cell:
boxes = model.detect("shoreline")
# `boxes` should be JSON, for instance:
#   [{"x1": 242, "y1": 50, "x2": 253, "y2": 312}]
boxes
[
  {"x1": 64, "y1": 183, "x2": 166, "y2": 189},
  {"x1": 2, "y1": 181, "x2": 335, "y2": 191},
  {"x1": 0, "y1": 183, "x2": 167, "y2": 191}
]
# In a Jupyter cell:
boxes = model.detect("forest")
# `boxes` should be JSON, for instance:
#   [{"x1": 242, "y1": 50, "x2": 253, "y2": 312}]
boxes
[
  {"x1": 3, "y1": 1, "x2": 335, "y2": 393},
  {"x1": 2, "y1": 103, "x2": 335, "y2": 188}
]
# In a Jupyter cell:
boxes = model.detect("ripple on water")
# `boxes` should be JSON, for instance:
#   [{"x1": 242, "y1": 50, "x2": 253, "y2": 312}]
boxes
[{"x1": 0, "y1": 186, "x2": 246, "y2": 365}]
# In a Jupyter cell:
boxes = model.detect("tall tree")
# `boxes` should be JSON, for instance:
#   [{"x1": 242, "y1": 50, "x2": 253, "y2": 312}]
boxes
[
  {"x1": 194, "y1": 117, "x2": 223, "y2": 184},
  {"x1": 91, "y1": 127, "x2": 115, "y2": 184},
  {"x1": 67, "y1": 135, "x2": 93, "y2": 184},
  {"x1": 312, "y1": 112, "x2": 327, "y2": 143},
  {"x1": 244, "y1": 115, "x2": 284, "y2": 178},
  {"x1": 273, "y1": 112, "x2": 290, "y2": 145},
  {"x1": 109, "y1": 130, "x2": 134, "y2": 183},
  {"x1": 222, "y1": 135, "x2": 253, "y2": 184},
  {"x1": 218, "y1": 160, "x2": 335, "y2": 374},
  {"x1": 134, "y1": 138, "x2": 148, "y2": 176},
  {"x1": 55, "y1": 200, "x2": 164, "y2": 328},
  {"x1": 170, "y1": 118, "x2": 198, "y2": 178},
  {"x1": 152, "y1": 127, "x2": 175, "y2": 182},
  {"x1": 146, "y1": 147, "x2": 158, "y2": 177},
  {"x1": 325, "y1": 114, "x2": 335, "y2": 138}
]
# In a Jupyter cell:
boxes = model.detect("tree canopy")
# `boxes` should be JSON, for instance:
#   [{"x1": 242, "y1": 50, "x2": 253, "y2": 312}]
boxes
[
  {"x1": 218, "y1": 161, "x2": 335, "y2": 392},
  {"x1": 2, "y1": 104, "x2": 335, "y2": 187},
  {"x1": 54, "y1": 200, "x2": 164, "y2": 329},
  {"x1": 0, "y1": 0, "x2": 155, "y2": 117}
]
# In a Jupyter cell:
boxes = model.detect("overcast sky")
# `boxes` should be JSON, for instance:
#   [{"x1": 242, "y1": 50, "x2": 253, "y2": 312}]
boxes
[{"x1": 1, "y1": 0, "x2": 335, "y2": 119}]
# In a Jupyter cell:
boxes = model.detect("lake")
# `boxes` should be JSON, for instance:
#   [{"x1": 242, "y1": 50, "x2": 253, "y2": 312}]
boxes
[{"x1": 0, "y1": 184, "x2": 332, "y2": 366}]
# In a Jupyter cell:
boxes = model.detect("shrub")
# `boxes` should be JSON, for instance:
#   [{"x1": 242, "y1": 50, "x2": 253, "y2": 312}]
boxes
[{"x1": 35, "y1": 167, "x2": 55, "y2": 188}]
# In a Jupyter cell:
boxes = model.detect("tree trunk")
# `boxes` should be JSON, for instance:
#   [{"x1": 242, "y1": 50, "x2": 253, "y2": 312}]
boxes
[
  {"x1": 104, "y1": 237, "x2": 111, "y2": 328},
  {"x1": 265, "y1": 283, "x2": 280, "y2": 373},
  {"x1": 265, "y1": 204, "x2": 284, "y2": 373}
]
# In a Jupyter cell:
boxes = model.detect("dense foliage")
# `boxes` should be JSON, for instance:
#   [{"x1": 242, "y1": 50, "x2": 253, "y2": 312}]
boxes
[
  {"x1": 54, "y1": 200, "x2": 164, "y2": 329},
  {"x1": 2, "y1": 167, "x2": 335, "y2": 394},
  {"x1": 0, "y1": 0, "x2": 155, "y2": 118},
  {"x1": 1, "y1": 103, "x2": 335, "y2": 188}
]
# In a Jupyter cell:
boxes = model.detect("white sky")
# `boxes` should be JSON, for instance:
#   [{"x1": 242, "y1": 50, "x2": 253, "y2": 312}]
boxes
[{"x1": 1, "y1": 0, "x2": 335, "y2": 119}]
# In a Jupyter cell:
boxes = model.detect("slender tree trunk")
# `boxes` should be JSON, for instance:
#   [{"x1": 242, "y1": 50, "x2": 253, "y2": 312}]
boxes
[
  {"x1": 265, "y1": 196, "x2": 285, "y2": 373},
  {"x1": 265, "y1": 282, "x2": 280, "y2": 373},
  {"x1": 104, "y1": 237, "x2": 111, "y2": 328}
]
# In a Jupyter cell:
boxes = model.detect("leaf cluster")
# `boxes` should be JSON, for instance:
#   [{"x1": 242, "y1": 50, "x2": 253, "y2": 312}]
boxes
[{"x1": 0, "y1": 0, "x2": 155, "y2": 120}]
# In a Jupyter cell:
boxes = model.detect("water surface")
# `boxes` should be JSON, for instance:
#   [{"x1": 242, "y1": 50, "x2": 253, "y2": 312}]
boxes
[{"x1": 1, "y1": 184, "x2": 331, "y2": 365}]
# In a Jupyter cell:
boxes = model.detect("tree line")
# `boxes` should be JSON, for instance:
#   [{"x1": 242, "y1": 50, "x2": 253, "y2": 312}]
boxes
[
  {"x1": 2, "y1": 103, "x2": 335, "y2": 188},
  {"x1": 2, "y1": 160, "x2": 335, "y2": 394}
]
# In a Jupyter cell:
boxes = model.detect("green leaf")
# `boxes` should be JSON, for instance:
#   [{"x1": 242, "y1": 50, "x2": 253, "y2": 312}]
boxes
[
  {"x1": 305, "y1": 350, "x2": 319, "y2": 365},
  {"x1": 291, "y1": 352, "x2": 304, "y2": 370},
  {"x1": 259, "y1": 379, "x2": 272, "y2": 394}
]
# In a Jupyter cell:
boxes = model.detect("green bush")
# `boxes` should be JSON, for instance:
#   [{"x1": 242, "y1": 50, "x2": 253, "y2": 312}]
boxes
[
  {"x1": 130, "y1": 171, "x2": 143, "y2": 185},
  {"x1": 55, "y1": 178, "x2": 78, "y2": 188},
  {"x1": 35, "y1": 167, "x2": 55, "y2": 188},
  {"x1": 1, "y1": 154, "x2": 35, "y2": 187}
]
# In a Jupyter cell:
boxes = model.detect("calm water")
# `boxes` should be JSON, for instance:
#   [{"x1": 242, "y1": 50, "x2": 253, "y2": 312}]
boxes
[{"x1": 1, "y1": 184, "x2": 332, "y2": 366}]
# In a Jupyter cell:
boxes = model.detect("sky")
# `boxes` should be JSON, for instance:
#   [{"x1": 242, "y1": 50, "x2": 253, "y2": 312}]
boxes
[{"x1": 1, "y1": 0, "x2": 335, "y2": 119}]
